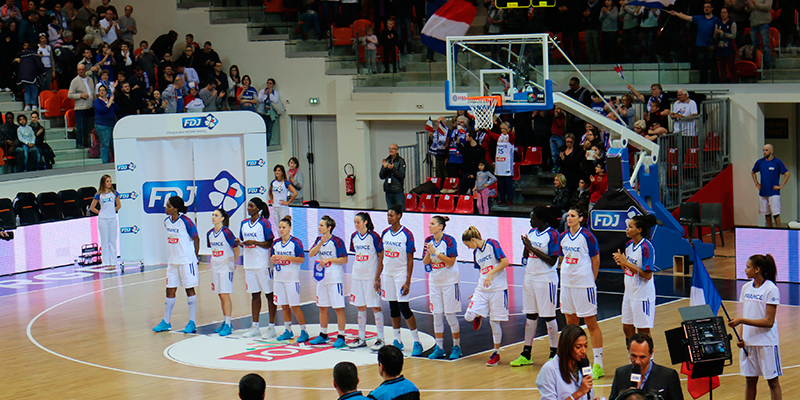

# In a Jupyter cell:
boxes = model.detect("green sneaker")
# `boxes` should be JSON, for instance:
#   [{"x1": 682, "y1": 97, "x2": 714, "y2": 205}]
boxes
[
  {"x1": 592, "y1": 363, "x2": 604, "y2": 380},
  {"x1": 509, "y1": 355, "x2": 533, "y2": 367}
]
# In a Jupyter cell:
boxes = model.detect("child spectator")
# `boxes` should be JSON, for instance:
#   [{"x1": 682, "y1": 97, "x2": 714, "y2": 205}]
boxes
[
  {"x1": 473, "y1": 160, "x2": 497, "y2": 215},
  {"x1": 16, "y1": 114, "x2": 39, "y2": 172},
  {"x1": 380, "y1": 18, "x2": 399, "y2": 74},
  {"x1": 364, "y1": 25, "x2": 378, "y2": 74},
  {"x1": 590, "y1": 92, "x2": 606, "y2": 115},
  {"x1": 589, "y1": 162, "x2": 608, "y2": 210}
]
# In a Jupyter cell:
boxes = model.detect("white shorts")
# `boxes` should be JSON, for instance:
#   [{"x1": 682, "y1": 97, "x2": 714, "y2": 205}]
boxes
[
  {"x1": 350, "y1": 278, "x2": 381, "y2": 308},
  {"x1": 429, "y1": 283, "x2": 462, "y2": 314},
  {"x1": 166, "y1": 263, "x2": 199, "y2": 288},
  {"x1": 317, "y1": 282, "x2": 345, "y2": 308},
  {"x1": 381, "y1": 274, "x2": 410, "y2": 302},
  {"x1": 621, "y1": 295, "x2": 655, "y2": 329},
  {"x1": 211, "y1": 271, "x2": 235, "y2": 294},
  {"x1": 560, "y1": 286, "x2": 598, "y2": 318},
  {"x1": 466, "y1": 289, "x2": 509, "y2": 322},
  {"x1": 759, "y1": 195, "x2": 781, "y2": 216},
  {"x1": 522, "y1": 279, "x2": 558, "y2": 318},
  {"x1": 740, "y1": 345, "x2": 783, "y2": 380},
  {"x1": 245, "y1": 268, "x2": 274, "y2": 294},
  {"x1": 274, "y1": 281, "x2": 301, "y2": 306}
]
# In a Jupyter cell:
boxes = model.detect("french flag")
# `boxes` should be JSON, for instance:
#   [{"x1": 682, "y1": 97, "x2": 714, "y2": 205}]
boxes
[
  {"x1": 425, "y1": 117, "x2": 435, "y2": 133},
  {"x1": 421, "y1": 0, "x2": 477, "y2": 55},
  {"x1": 613, "y1": 64, "x2": 626, "y2": 80},
  {"x1": 683, "y1": 248, "x2": 722, "y2": 399},
  {"x1": 625, "y1": 0, "x2": 676, "y2": 8}
]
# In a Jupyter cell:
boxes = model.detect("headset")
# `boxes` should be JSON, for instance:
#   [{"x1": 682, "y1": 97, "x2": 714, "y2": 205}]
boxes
[{"x1": 615, "y1": 389, "x2": 665, "y2": 400}]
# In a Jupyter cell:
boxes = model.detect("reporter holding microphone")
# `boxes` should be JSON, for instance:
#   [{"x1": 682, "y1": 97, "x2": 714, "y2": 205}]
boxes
[{"x1": 536, "y1": 324, "x2": 598, "y2": 400}]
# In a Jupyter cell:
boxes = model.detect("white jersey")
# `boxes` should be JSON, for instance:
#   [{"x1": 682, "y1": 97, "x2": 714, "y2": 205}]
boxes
[
  {"x1": 349, "y1": 230, "x2": 383, "y2": 281},
  {"x1": 521, "y1": 227, "x2": 560, "y2": 283},
  {"x1": 381, "y1": 226, "x2": 415, "y2": 277},
  {"x1": 559, "y1": 228, "x2": 600, "y2": 288},
  {"x1": 623, "y1": 238, "x2": 657, "y2": 300},
  {"x1": 494, "y1": 142, "x2": 514, "y2": 176},
  {"x1": 272, "y1": 236, "x2": 305, "y2": 283},
  {"x1": 94, "y1": 190, "x2": 118, "y2": 219},
  {"x1": 312, "y1": 235, "x2": 348, "y2": 284},
  {"x1": 271, "y1": 179, "x2": 292, "y2": 207},
  {"x1": 473, "y1": 239, "x2": 508, "y2": 292},
  {"x1": 424, "y1": 234, "x2": 459, "y2": 286},
  {"x1": 164, "y1": 214, "x2": 198, "y2": 265},
  {"x1": 740, "y1": 280, "x2": 780, "y2": 346},
  {"x1": 206, "y1": 226, "x2": 237, "y2": 273},
  {"x1": 239, "y1": 217, "x2": 274, "y2": 270}
]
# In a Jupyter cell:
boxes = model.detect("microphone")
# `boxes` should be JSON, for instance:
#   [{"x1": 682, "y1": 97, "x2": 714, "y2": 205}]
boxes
[
  {"x1": 630, "y1": 364, "x2": 642, "y2": 389},
  {"x1": 579, "y1": 358, "x2": 592, "y2": 400}
]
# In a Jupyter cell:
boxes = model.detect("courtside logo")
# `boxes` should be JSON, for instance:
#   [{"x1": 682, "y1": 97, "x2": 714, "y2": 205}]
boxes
[
  {"x1": 120, "y1": 225, "x2": 140, "y2": 234},
  {"x1": 117, "y1": 162, "x2": 136, "y2": 172},
  {"x1": 590, "y1": 206, "x2": 642, "y2": 232},
  {"x1": 246, "y1": 158, "x2": 266, "y2": 167},
  {"x1": 119, "y1": 191, "x2": 138, "y2": 200},
  {"x1": 247, "y1": 186, "x2": 267, "y2": 195},
  {"x1": 142, "y1": 171, "x2": 245, "y2": 214},
  {"x1": 182, "y1": 114, "x2": 219, "y2": 130}
]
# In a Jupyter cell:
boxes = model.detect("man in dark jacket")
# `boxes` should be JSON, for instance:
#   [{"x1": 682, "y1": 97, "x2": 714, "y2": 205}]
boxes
[
  {"x1": 379, "y1": 143, "x2": 406, "y2": 209},
  {"x1": 150, "y1": 30, "x2": 178, "y2": 60},
  {"x1": 609, "y1": 333, "x2": 684, "y2": 400},
  {"x1": 1, "y1": 111, "x2": 18, "y2": 170},
  {"x1": 457, "y1": 130, "x2": 486, "y2": 195}
]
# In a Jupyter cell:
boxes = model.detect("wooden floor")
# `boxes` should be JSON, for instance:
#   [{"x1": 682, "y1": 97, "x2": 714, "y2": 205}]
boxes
[{"x1": 4, "y1": 229, "x2": 795, "y2": 399}]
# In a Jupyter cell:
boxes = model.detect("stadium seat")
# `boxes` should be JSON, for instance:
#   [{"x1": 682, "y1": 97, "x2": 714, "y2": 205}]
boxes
[
  {"x1": 443, "y1": 178, "x2": 459, "y2": 191},
  {"x1": 13, "y1": 192, "x2": 41, "y2": 226},
  {"x1": 263, "y1": 0, "x2": 284, "y2": 12},
  {"x1": 683, "y1": 148, "x2": 699, "y2": 168},
  {"x1": 332, "y1": 27, "x2": 355, "y2": 46},
  {"x1": 519, "y1": 146, "x2": 542, "y2": 166},
  {"x1": 353, "y1": 19, "x2": 372, "y2": 38},
  {"x1": 78, "y1": 186, "x2": 98, "y2": 216},
  {"x1": 37, "y1": 192, "x2": 62, "y2": 222},
  {"x1": 61, "y1": 97, "x2": 75, "y2": 112},
  {"x1": 65, "y1": 109, "x2": 76, "y2": 140},
  {"x1": 513, "y1": 163, "x2": 521, "y2": 181},
  {"x1": 58, "y1": 189, "x2": 84, "y2": 219},
  {"x1": 44, "y1": 98, "x2": 62, "y2": 117},
  {"x1": 435, "y1": 194, "x2": 455, "y2": 213},
  {"x1": 703, "y1": 131, "x2": 721, "y2": 152},
  {"x1": 404, "y1": 193, "x2": 418, "y2": 212},
  {"x1": 427, "y1": 177, "x2": 442, "y2": 189},
  {"x1": 57, "y1": 88, "x2": 69, "y2": 103},
  {"x1": 453, "y1": 195, "x2": 474, "y2": 214},
  {"x1": 418, "y1": 194, "x2": 437, "y2": 213},
  {"x1": 39, "y1": 90, "x2": 57, "y2": 111},
  {"x1": 696, "y1": 203, "x2": 725, "y2": 248},
  {"x1": 0, "y1": 198, "x2": 15, "y2": 229}
]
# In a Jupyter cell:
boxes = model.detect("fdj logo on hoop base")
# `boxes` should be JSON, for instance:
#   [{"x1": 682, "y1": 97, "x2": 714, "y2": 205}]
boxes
[
  {"x1": 142, "y1": 171, "x2": 245, "y2": 214},
  {"x1": 182, "y1": 114, "x2": 219, "y2": 130},
  {"x1": 590, "y1": 206, "x2": 642, "y2": 232}
]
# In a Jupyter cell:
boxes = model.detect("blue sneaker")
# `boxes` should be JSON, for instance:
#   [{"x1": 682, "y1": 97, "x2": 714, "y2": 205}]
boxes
[
  {"x1": 309, "y1": 334, "x2": 329, "y2": 345},
  {"x1": 214, "y1": 323, "x2": 225, "y2": 333},
  {"x1": 411, "y1": 341, "x2": 424, "y2": 356},
  {"x1": 218, "y1": 323, "x2": 232, "y2": 336},
  {"x1": 392, "y1": 339, "x2": 404, "y2": 351},
  {"x1": 183, "y1": 320, "x2": 196, "y2": 334},
  {"x1": 428, "y1": 345, "x2": 446, "y2": 359},
  {"x1": 277, "y1": 330, "x2": 293, "y2": 341},
  {"x1": 153, "y1": 319, "x2": 171, "y2": 332},
  {"x1": 297, "y1": 330, "x2": 310, "y2": 343},
  {"x1": 449, "y1": 345, "x2": 462, "y2": 360},
  {"x1": 332, "y1": 337, "x2": 346, "y2": 348}
]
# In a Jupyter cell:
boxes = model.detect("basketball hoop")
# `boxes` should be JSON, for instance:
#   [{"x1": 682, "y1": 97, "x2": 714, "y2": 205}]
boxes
[{"x1": 467, "y1": 96, "x2": 501, "y2": 130}]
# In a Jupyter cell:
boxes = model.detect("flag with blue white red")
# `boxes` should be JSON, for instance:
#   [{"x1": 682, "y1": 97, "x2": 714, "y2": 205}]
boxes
[
  {"x1": 625, "y1": 0, "x2": 676, "y2": 8},
  {"x1": 420, "y1": 0, "x2": 477, "y2": 55},
  {"x1": 689, "y1": 248, "x2": 722, "y2": 315},
  {"x1": 613, "y1": 64, "x2": 626, "y2": 80},
  {"x1": 425, "y1": 117, "x2": 435, "y2": 133}
]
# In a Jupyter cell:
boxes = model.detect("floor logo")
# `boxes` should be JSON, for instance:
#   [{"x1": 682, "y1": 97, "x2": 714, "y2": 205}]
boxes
[
  {"x1": 182, "y1": 114, "x2": 219, "y2": 130},
  {"x1": 117, "y1": 162, "x2": 136, "y2": 172},
  {"x1": 164, "y1": 324, "x2": 435, "y2": 371},
  {"x1": 142, "y1": 171, "x2": 245, "y2": 214},
  {"x1": 247, "y1": 186, "x2": 266, "y2": 195},
  {"x1": 246, "y1": 158, "x2": 265, "y2": 167},
  {"x1": 120, "y1": 226, "x2": 140, "y2": 234},
  {"x1": 119, "y1": 191, "x2": 138, "y2": 200}
]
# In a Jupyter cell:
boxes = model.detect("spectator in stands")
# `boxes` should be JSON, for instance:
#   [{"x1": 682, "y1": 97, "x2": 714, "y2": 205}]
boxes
[
  {"x1": 19, "y1": 10, "x2": 38, "y2": 45},
  {"x1": 589, "y1": 162, "x2": 607, "y2": 210},
  {"x1": 207, "y1": 61, "x2": 228, "y2": 102},
  {"x1": 393, "y1": 0, "x2": 414, "y2": 55},
  {"x1": 379, "y1": 143, "x2": 406, "y2": 209},
  {"x1": 634, "y1": 120, "x2": 655, "y2": 142},
  {"x1": 582, "y1": 140, "x2": 604, "y2": 178},
  {"x1": 175, "y1": 65, "x2": 199, "y2": 92},
  {"x1": 68, "y1": 63, "x2": 95, "y2": 149},
  {"x1": 425, "y1": 0, "x2": 447, "y2": 62},
  {"x1": 163, "y1": 75, "x2": 184, "y2": 113},
  {"x1": 627, "y1": 83, "x2": 668, "y2": 117},
  {"x1": 15, "y1": 114, "x2": 38, "y2": 172},
  {"x1": 238, "y1": 373, "x2": 266, "y2": 400},
  {"x1": 485, "y1": 2, "x2": 504, "y2": 60},
  {"x1": 94, "y1": 85, "x2": 118, "y2": 163},
  {"x1": 599, "y1": 0, "x2": 619, "y2": 63},
  {"x1": 320, "y1": 0, "x2": 340, "y2": 33},
  {"x1": 668, "y1": 4, "x2": 720, "y2": 84},
  {"x1": 613, "y1": 94, "x2": 636, "y2": 130},
  {"x1": 47, "y1": 14, "x2": 63, "y2": 43},
  {"x1": 644, "y1": 98, "x2": 666, "y2": 128},
  {"x1": 30, "y1": 111, "x2": 52, "y2": 168},
  {"x1": 95, "y1": 69, "x2": 111, "y2": 92},
  {"x1": 227, "y1": 64, "x2": 240, "y2": 108},
  {"x1": 288, "y1": 157, "x2": 304, "y2": 204},
  {"x1": 490, "y1": 122, "x2": 514, "y2": 206},
  {"x1": 725, "y1": 0, "x2": 748, "y2": 45},
  {"x1": 747, "y1": 0, "x2": 773, "y2": 69},
  {"x1": 75, "y1": 0, "x2": 96, "y2": 31},
  {"x1": 670, "y1": 89, "x2": 698, "y2": 136},
  {"x1": 446, "y1": 116, "x2": 468, "y2": 179},
  {"x1": 368, "y1": 345, "x2": 420, "y2": 400},
  {"x1": 183, "y1": 84, "x2": 204, "y2": 112},
  {"x1": 35, "y1": 6, "x2": 49, "y2": 36},
  {"x1": 99, "y1": 9, "x2": 120, "y2": 45},
  {"x1": 97, "y1": 0, "x2": 118, "y2": 19},
  {"x1": 0, "y1": 21, "x2": 18, "y2": 91},
  {"x1": 1, "y1": 0, "x2": 21, "y2": 25},
  {"x1": 639, "y1": 7, "x2": 659, "y2": 62},
  {"x1": 580, "y1": 125, "x2": 599, "y2": 147},
  {"x1": 583, "y1": 0, "x2": 602, "y2": 64},
  {"x1": 158, "y1": 64, "x2": 174, "y2": 91},
  {"x1": 564, "y1": 77, "x2": 590, "y2": 135},
  {"x1": 237, "y1": 75, "x2": 258, "y2": 112},
  {"x1": 54, "y1": 30, "x2": 76, "y2": 89},
  {"x1": 619, "y1": 1, "x2": 641, "y2": 62},
  {"x1": 364, "y1": 25, "x2": 379, "y2": 72},
  {"x1": 85, "y1": 15, "x2": 103, "y2": 47},
  {"x1": 473, "y1": 160, "x2": 496, "y2": 214},
  {"x1": 135, "y1": 40, "x2": 157, "y2": 83},
  {"x1": 550, "y1": 105, "x2": 566, "y2": 171},
  {"x1": 115, "y1": 40, "x2": 134, "y2": 78},
  {"x1": 550, "y1": 173, "x2": 569, "y2": 215},
  {"x1": 715, "y1": 7, "x2": 738, "y2": 83},
  {"x1": 128, "y1": 65, "x2": 151, "y2": 97},
  {"x1": 196, "y1": 41, "x2": 220, "y2": 80},
  {"x1": 177, "y1": 44, "x2": 198, "y2": 70},
  {"x1": 146, "y1": 89, "x2": 165, "y2": 114},
  {"x1": 334, "y1": 361, "x2": 369, "y2": 400},
  {"x1": 115, "y1": 80, "x2": 139, "y2": 118},
  {"x1": 298, "y1": 0, "x2": 321, "y2": 41},
  {"x1": 457, "y1": 130, "x2": 487, "y2": 196},
  {"x1": 36, "y1": 33, "x2": 54, "y2": 93},
  {"x1": 199, "y1": 80, "x2": 222, "y2": 111},
  {"x1": 117, "y1": 5, "x2": 135, "y2": 43},
  {"x1": 63, "y1": 0, "x2": 78, "y2": 27},
  {"x1": 380, "y1": 17, "x2": 399, "y2": 74},
  {"x1": 504, "y1": 7, "x2": 525, "y2": 35},
  {"x1": 74, "y1": 34, "x2": 93, "y2": 65},
  {"x1": 150, "y1": 30, "x2": 178, "y2": 60},
  {"x1": 257, "y1": 78, "x2": 281, "y2": 145},
  {"x1": 15, "y1": 41, "x2": 44, "y2": 111},
  {"x1": 96, "y1": 42, "x2": 114, "y2": 77},
  {"x1": 2, "y1": 111, "x2": 17, "y2": 166},
  {"x1": 775, "y1": 0, "x2": 799, "y2": 49}
]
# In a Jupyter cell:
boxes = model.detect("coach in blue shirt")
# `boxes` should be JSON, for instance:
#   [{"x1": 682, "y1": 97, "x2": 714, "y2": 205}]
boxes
[
  {"x1": 334, "y1": 362, "x2": 370, "y2": 400},
  {"x1": 752, "y1": 144, "x2": 790, "y2": 228},
  {"x1": 368, "y1": 346, "x2": 420, "y2": 400},
  {"x1": 668, "y1": 4, "x2": 721, "y2": 84}
]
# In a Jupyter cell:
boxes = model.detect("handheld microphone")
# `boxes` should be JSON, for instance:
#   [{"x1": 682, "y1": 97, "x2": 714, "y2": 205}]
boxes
[
  {"x1": 630, "y1": 364, "x2": 642, "y2": 389},
  {"x1": 579, "y1": 357, "x2": 592, "y2": 378}
]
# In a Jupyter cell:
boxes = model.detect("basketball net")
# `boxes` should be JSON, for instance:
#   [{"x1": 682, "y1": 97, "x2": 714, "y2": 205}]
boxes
[{"x1": 467, "y1": 97, "x2": 499, "y2": 130}]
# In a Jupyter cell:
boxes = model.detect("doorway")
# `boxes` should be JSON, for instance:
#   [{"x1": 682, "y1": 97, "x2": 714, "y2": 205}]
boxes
[{"x1": 292, "y1": 116, "x2": 340, "y2": 207}]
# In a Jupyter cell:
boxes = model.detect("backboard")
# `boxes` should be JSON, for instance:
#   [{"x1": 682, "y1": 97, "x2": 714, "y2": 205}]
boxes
[{"x1": 445, "y1": 33, "x2": 555, "y2": 114}]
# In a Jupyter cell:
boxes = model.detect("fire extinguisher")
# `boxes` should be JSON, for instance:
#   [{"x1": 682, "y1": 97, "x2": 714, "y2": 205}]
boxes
[{"x1": 344, "y1": 163, "x2": 356, "y2": 196}]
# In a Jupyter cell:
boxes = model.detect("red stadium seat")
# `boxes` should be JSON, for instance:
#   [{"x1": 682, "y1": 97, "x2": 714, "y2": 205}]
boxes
[
  {"x1": 57, "y1": 88, "x2": 69, "y2": 102},
  {"x1": 332, "y1": 27, "x2": 354, "y2": 46},
  {"x1": 39, "y1": 90, "x2": 57, "y2": 111},
  {"x1": 427, "y1": 177, "x2": 442, "y2": 189},
  {"x1": 683, "y1": 148, "x2": 699, "y2": 168},
  {"x1": 513, "y1": 163, "x2": 521, "y2": 181},
  {"x1": 404, "y1": 193, "x2": 418, "y2": 212},
  {"x1": 418, "y1": 194, "x2": 436, "y2": 213},
  {"x1": 353, "y1": 19, "x2": 372, "y2": 38},
  {"x1": 44, "y1": 98, "x2": 62, "y2": 117},
  {"x1": 703, "y1": 132, "x2": 720, "y2": 152},
  {"x1": 665, "y1": 148, "x2": 678, "y2": 165},
  {"x1": 454, "y1": 195, "x2": 475, "y2": 214},
  {"x1": 487, "y1": 181, "x2": 498, "y2": 198},
  {"x1": 435, "y1": 194, "x2": 455, "y2": 213},
  {"x1": 61, "y1": 97, "x2": 74, "y2": 112},
  {"x1": 263, "y1": 0, "x2": 285, "y2": 13},
  {"x1": 443, "y1": 178, "x2": 459, "y2": 191},
  {"x1": 518, "y1": 146, "x2": 542, "y2": 166}
]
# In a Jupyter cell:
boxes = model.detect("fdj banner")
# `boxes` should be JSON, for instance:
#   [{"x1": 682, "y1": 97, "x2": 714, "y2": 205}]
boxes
[
  {"x1": 590, "y1": 206, "x2": 641, "y2": 232},
  {"x1": 142, "y1": 170, "x2": 246, "y2": 215}
]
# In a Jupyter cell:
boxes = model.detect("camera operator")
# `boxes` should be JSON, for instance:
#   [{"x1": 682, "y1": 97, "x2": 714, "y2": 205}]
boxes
[{"x1": 609, "y1": 333, "x2": 683, "y2": 400}]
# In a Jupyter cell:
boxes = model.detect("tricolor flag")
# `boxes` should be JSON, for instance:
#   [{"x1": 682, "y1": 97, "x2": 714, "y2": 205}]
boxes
[
  {"x1": 425, "y1": 117, "x2": 435, "y2": 133},
  {"x1": 613, "y1": 64, "x2": 626, "y2": 81},
  {"x1": 625, "y1": 0, "x2": 676, "y2": 8},
  {"x1": 420, "y1": 0, "x2": 478, "y2": 55},
  {"x1": 437, "y1": 119, "x2": 447, "y2": 136},
  {"x1": 683, "y1": 248, "x2": 722, "y2": 399}
]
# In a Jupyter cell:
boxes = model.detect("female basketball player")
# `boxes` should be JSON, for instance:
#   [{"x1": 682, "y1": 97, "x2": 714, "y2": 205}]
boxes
[
  {"x1": 535, "y1": 324, "x2": 595, "y2": 400},
  {"x1": 89, "y1": 174, "x2": 121, "y2": 269},
  {"x1": 236, "y1": 198, "x2": 278, "y2": 339},
  {"x1": 269, "y1": 164, "x2": 298, "y2": 229},
  {"x1": 270, "y1": 216, "x2": 310, "y2": 342},
  {"x1": 512, "y1": 206, "x2": 560, "y2": 367},
  {"x1": 348, "y1": 212, "x2": 385, "y2": 350},
  {"x1": 462, "y1": 226, "x2": 509, "y2": 366},
  {"x1": 559, "y1": 206, "x2": 604, "y2": 379},
  {"x1": 206, "y1": 209, "x2": 239, "y2": 336},
  {"x1": 612, "y1": 214, "x2": 658, "y2": 342},
  {"x1": 729, "y1": 254, "x2": 783, "y2": 400},
  {"x1": 153, "y1": 196, "x2": 200, "y2": 334},
  {"x1": 308, "y1": 216, "x2": 349, "y2": 348},
  {"x1": 423, "y1": 215, "x2": 462, "y2": 360}
]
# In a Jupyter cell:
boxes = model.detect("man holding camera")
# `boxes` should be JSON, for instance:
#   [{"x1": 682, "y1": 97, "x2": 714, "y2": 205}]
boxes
[{"x1": 609, "y1": 333, "x2": 684, "y2": 400}]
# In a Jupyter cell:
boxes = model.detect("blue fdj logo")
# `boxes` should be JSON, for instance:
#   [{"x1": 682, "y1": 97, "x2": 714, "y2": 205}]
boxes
[
  {"x1": 120, "y1": 225, "x2": 140, "y2": 234},
  {"x1": 119, "y1": 191, "x2": 138, "y2": 200},
  {"x1": 142, "y1": 171, "x2": 245, "y2": 215},
  {"x1": 247, "y1": 186, "x2": 266, "y2": 195},
  {"x1": 182, "y1": 114, "x2": 219, "y2": 130},
  {"x1": 117, "y1": 162, "x2": 136, "y2": 171},
  {"x1": 246, "y1": 158, "x2": 266, "y2": 167},
  {"x1": 590, "y1": 206, "x2": 642, "y2": 232}
]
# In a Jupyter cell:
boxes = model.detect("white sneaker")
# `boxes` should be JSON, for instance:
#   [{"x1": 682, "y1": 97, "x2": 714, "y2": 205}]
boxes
[
  {"x1": 242, "y1": 326, "x2": 262, "y2": 338},
  {"x1": 370, "y1": 339, "x2": 385, "y2": 351},
  {"x1": 23, "y1": 105, "x2": 31, "y2": 111},
  {"x1": 263, "y1": 326, "x2": 278, "y2": 339},
  {"x1": 348, "y1": 338, "x2": 367, "y2": 349},
  {"x1": 31, "y1": 106, "x2": 38, "y2": 111}
]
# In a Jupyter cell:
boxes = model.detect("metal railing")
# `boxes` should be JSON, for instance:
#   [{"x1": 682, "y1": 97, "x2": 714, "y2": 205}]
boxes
[{"x1": 398, "y1": 131, "x2": 431, "y2": 194}]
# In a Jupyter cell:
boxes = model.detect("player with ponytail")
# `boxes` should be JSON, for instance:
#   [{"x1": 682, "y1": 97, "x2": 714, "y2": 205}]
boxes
[
  {"x1": 236, "y1": 197, "x2": 277, "y2": 339},
  {"x1": 348, "y1": 212, "x2": 385, "y2": 350},
  {"x1": 308, "y1": 215, "x2": 349, "y2": 348},
  {"x1": 423, "y1": 215, "x2": 462, "y2": 359},
  {"x1": 271, "y1": 215, "x2": 310, "y2": 342},
  {"x1": 206, "y1": 208, "x2": 239, "y2": 336}
]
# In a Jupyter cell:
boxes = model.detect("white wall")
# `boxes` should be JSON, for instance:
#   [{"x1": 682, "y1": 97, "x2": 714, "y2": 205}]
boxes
[{"x1": 762, "y1": 103, "x2": 798, "y2": 224}]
